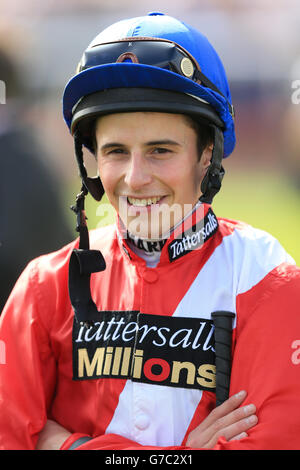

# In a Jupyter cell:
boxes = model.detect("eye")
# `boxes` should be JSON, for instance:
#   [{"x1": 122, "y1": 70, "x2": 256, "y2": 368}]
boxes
[
  {"x1": 152, "y1": 147, "x2": 172, "y2": 155},
  {"x1": 109, "y1": 148, "x2": 126, "y2": 154},
  {"x1": 103, "y1": 147, "x2": 128, "y2": 157}
]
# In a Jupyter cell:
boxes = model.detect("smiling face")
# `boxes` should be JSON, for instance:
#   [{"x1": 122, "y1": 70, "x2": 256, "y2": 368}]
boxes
[{"x1": 95, "y1": 111, "x2": 212, "y2": 239}]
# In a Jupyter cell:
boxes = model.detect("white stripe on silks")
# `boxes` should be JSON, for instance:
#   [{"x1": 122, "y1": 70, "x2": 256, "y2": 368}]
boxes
[
  {"x1": 173, "y1": 224, "x2": 295, "y2": 325},
  {"x1": 105, "y1": 224, "x2": 295, "y2": 447},
  {"x1": 105, "y1": 381, "x2": 202, "y2": 446}
]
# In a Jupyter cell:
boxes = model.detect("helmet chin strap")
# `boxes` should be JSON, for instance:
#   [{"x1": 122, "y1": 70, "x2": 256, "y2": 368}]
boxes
[
  {"x1": 68, "y1": 134, "x2": 106, "y2": 327},
  {"x1": 74, "y1": 133, "x2": 105, "y2": 201},
  {"x1": 200, "y1": 125, "x2": 225, "y2": 205}
]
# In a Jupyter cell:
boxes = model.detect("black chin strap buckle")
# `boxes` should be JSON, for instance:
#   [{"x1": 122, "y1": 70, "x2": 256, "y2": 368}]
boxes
[{"x1": 200, "y1": 164, "x2": 225, "y2": 205}]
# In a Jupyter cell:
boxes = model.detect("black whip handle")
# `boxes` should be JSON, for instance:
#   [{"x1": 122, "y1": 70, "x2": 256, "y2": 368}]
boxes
[{"x1": 211, "y1": 311, "x2": 235, "y2": 406}]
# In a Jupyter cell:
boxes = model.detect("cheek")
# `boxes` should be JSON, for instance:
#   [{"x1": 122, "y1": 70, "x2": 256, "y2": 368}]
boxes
[
  {"x1": 98, "y1": 160, "x2": 117, "y2": 190},
  {"x1": 163, "y1": 158, "x2": 192, "y2": 183},
  {"x1": 181, "y1": 163, "x2": 204, "y2": 202},
  {"x1": 173, "y1": 162, "x2": 202, "y2": 189}
]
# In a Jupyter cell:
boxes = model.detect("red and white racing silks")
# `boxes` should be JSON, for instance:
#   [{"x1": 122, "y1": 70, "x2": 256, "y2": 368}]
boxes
[{"x1": 1, "y1": 203, "x2": 300, "y2": 450}]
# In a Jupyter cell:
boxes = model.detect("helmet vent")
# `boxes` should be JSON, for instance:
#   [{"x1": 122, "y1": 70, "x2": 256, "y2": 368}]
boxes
[{"x1": 116, "y1": 52, "x2": 139, "y2": 63}]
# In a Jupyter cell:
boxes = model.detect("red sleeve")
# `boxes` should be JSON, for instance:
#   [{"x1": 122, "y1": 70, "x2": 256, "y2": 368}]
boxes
[
  {"x1": 0, "y1": 260, "x2": 57, "y2": 450},
  {"x1": 216, "y1": 264, "x2": 300, "y2": 450}
]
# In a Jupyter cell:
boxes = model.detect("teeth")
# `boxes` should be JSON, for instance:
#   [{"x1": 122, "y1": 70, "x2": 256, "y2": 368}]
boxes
[{"x1": 128, "y1": 196, "x2": 162, "y2": 206}]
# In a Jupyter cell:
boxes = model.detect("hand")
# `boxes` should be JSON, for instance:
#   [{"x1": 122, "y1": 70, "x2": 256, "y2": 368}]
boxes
[
  {"x1": 186, "y1": 390, "x2": 258, "y2": 448},
  {"x1": 36, "y1": 419, "x2": 72, "y2": 450}
]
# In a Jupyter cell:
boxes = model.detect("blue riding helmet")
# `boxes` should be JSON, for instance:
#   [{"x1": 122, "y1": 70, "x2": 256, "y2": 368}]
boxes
[{"x1": 63, "y1": 12, "x2": 235, "y2": 204}]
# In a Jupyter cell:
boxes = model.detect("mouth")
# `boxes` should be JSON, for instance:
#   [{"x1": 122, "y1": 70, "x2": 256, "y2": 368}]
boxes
[{"x1": 127, "y1": 196, "x2": 166, "y2": 207}]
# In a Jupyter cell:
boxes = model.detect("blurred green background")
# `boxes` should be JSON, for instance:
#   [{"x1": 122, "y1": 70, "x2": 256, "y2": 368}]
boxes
[{"x1": 214, "y1": 170, "x2": 300, "y2": 264}]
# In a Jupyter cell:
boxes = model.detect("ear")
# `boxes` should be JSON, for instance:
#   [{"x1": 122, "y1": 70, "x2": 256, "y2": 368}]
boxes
[
  {"x1": 201, "y1": 144, "x2": 213, "y2": 169},
  {"x1": 198, "y1": 144, "x2": 213, "y2": 196}
]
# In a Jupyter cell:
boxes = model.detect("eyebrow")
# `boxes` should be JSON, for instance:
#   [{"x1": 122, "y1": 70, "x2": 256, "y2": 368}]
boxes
[
  {"x1": 100, "y1": 142, "x2": 123, "y2": 151},
  {"x1": 145, "y1": 140, "x2": 181, "y2": 147},
  {"x1": 100, "y1": 139, "x2": 181, "y2": 151}
]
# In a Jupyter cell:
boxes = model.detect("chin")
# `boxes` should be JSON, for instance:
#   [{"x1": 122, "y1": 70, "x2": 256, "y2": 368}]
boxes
[
  {"x1": 125, "y1": 219, "x2": 161, "y2": 240},
  {"x1": 121, "y1": 203, "x2": 182, "y2": 240}
]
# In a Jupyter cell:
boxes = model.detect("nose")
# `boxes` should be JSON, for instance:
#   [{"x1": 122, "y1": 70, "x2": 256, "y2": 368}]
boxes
[{"x1": 124, "y1": 152, "x2": 152, "y2": 190}]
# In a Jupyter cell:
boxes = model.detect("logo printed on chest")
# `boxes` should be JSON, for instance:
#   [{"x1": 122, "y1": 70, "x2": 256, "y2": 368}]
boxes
[{"x1": 72, "y1": 311, "x2": 216, "y2": 391}]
